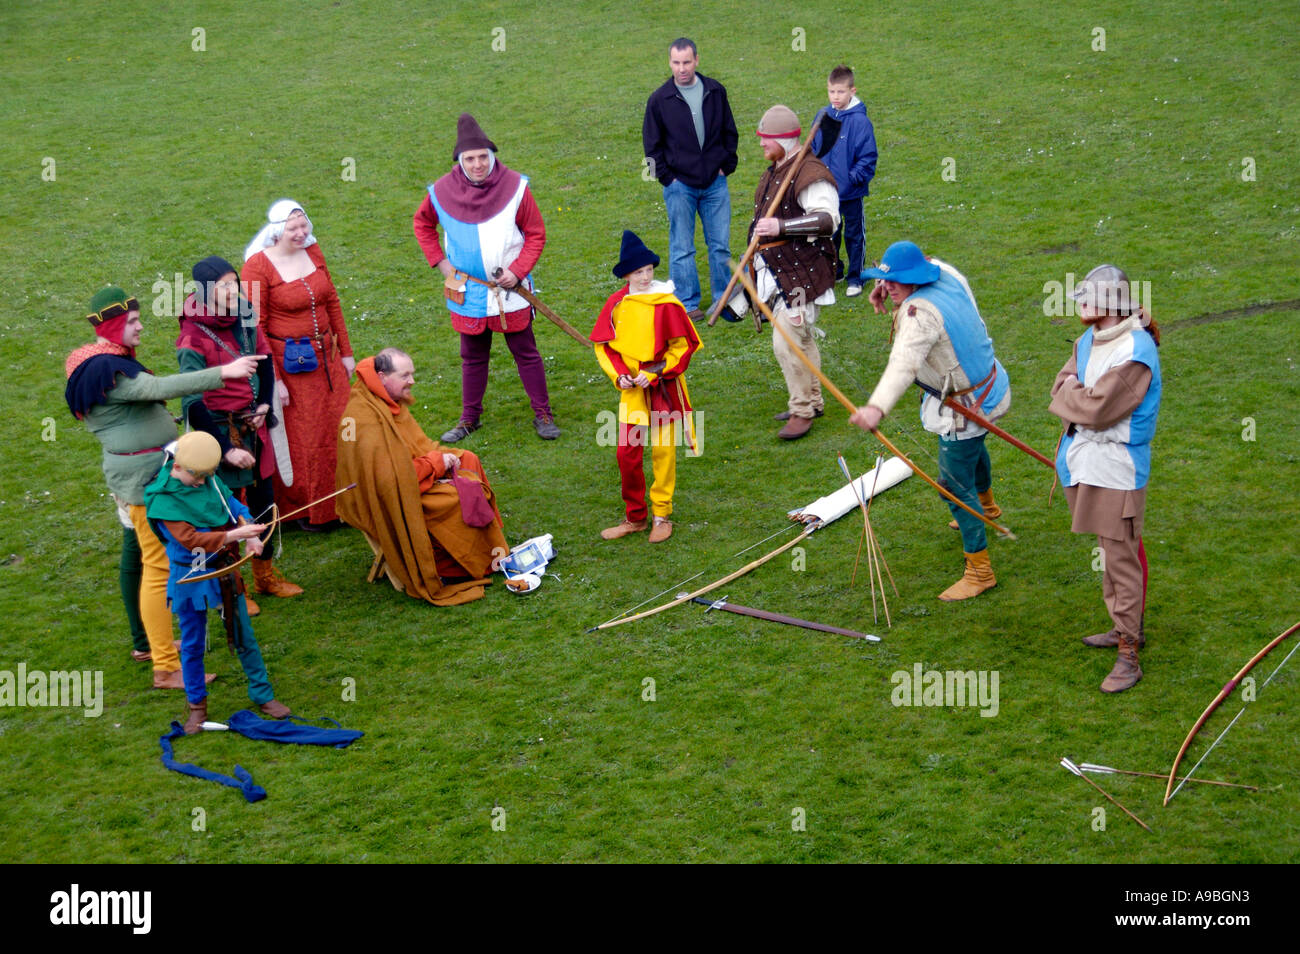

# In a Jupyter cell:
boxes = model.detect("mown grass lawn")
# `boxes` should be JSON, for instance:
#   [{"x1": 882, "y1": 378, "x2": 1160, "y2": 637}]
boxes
[{"x1": 1, "y1": 0, "x2": 1296, "y2": 862}]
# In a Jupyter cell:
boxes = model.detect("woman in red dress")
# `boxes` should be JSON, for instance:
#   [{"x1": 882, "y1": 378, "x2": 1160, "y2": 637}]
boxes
[{"x1": 243, "y1": 199, "x2": 356, "y2": 529}]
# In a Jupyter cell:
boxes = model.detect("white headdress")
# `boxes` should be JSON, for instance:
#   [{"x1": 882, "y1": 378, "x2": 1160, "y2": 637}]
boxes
[{"x1": 243, "y1": 198, "x2": 317, "y2": 261}]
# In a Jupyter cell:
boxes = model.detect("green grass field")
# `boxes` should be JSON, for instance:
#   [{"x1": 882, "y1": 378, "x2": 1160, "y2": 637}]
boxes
[{"x1": 1, "y1": 0, "x2": 1297, "y2": 862}]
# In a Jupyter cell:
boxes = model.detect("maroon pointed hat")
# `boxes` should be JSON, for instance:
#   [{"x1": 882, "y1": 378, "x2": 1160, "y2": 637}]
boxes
[{"x1": 453, "y1": 113, "x2": 497, "y2": 160}]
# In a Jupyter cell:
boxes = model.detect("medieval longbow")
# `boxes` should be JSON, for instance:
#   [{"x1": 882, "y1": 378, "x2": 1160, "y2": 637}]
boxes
[
  {"x1": 588, "y1": 523, "x2": 817, "y2": 632},
  {"x1": 177, "y1": 503, "x2": 280, "y2": 586},
  {"x1": 177, "y1": 483, "x2": 357, "y2": 585},
  {"x1": 1163, "y1": 618, "x2": 1300, "y2": 805}
]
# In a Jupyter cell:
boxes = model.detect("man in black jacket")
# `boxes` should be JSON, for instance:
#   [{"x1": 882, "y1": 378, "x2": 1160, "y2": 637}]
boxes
[{"x1": 642, "y1": 37, "x2": 739, "y2": 319}]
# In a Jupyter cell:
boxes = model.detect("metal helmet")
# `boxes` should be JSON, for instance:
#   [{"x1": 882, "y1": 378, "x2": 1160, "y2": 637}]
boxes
[{"x1": 1071, "y1": 264, "x2": 1132, "y2": 315}]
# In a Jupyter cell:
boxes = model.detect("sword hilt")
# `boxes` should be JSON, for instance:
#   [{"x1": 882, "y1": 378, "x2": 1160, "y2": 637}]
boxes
[{"x1": 677, "y1": 593, "x2": 728, "y2": 612}]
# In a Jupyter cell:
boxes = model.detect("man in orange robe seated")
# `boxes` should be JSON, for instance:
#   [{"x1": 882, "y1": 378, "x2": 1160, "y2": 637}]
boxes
[{"x1": 336, "y1": 348, "x2": 509, "y2": 605}]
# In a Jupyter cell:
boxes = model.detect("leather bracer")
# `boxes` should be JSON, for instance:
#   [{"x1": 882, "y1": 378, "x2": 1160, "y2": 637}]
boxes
[{"x1": 776, "y1": 212, "x2": 834, "y2": 238}]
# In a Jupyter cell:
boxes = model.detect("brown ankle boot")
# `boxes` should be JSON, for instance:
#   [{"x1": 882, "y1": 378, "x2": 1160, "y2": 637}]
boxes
[
  {"x1": 777, "y1": 415, "x2": 814, "y2": 440},
  {"x1": 183, "y1": 699, "x2": 208, "y2": 735},
  {"x1": 1083, "y1": 616, "x2": 1146, "y2": 648},
  {"x1": 253, "y1": 558, "x2": 304, "y2": 597},
  {"x1": 938, "y1": 549, "x2": 997, "y2": 601},
  {"x1": 259, "y1": 699, "x2": 291, "y2": 719},
  {"x1": 1101, "y1": 633, "x2": 1143, "y2": 693},
  {"x1": 949, "y1": 489, "x2": 1002, "y2": 529}
]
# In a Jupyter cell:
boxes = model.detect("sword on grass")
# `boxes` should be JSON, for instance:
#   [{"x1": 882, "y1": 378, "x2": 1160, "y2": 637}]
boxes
[{"x1": 678, "y1": 592, "x2": 880, "y2": 642}]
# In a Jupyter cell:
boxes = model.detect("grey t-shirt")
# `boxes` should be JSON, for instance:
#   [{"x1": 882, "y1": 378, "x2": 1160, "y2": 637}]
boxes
[{"x1": 676, "y1": 78, "x2": 705, "y2": 149}]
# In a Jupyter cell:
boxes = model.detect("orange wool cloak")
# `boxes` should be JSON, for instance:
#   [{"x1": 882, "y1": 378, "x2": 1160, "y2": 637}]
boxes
[{"x1": 336, "y1": 358, "x2": 508, "y2": 606}]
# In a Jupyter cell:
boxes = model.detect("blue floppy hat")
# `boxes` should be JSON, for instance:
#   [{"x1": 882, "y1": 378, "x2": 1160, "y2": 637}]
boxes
[{"x1": 862, "y1": 241, "x2": 940, "y2": 285}]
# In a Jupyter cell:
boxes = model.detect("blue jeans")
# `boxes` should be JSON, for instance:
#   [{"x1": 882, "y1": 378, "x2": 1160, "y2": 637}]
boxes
[{"x1": 663, "y1": 174, "x2": 732, "y2": 311}]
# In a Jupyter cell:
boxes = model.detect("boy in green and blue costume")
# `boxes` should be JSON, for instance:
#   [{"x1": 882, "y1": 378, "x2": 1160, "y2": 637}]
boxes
[{"x1": 144, "y1": 431, "x2": 291, "y2": 734}]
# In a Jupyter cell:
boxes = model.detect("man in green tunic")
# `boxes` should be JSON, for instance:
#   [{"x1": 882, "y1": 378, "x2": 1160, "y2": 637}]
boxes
[{"x1": 65, "y1": 286, "x2": 262, "y2": 688}]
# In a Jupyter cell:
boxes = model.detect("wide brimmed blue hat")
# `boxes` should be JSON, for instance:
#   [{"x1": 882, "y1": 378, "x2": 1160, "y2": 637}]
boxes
[
  {"x1": 613, "y1": 230, "x2": 660, "y2": 278},
  {"x1": 862, "y1": 241, "x2": 940, "y2": 285}
]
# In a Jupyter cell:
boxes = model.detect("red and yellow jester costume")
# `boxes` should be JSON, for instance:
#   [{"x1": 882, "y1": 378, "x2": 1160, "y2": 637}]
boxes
[{"x1": 590, "y1": 283, "x2": 701, "y2": 526}]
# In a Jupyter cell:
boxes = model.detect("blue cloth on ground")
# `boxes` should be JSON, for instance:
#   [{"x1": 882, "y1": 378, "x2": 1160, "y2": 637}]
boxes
[
  {"x1": 159, "y1": 721, "x2": 267, "y2": 803},
  {"x1": 159, "y1": 711, "x2": 363, "y2": 801},
  {"x1": 227, "y1": 709, "x2": 364, "y2": 747}
]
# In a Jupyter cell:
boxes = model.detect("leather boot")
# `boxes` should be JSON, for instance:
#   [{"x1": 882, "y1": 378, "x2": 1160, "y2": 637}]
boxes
[
  {"x1": 648, "y1": 517, "x2": 673, "y2": 543},
  {"x1": 253, "y1": 558, "x2": 303, "y2": 598},
  {"x1": 950, "y1": 489, "x2": 1002, "y2": 529},
  {"x1": 938, "y1": 550, "x2": 997, "y2": 601},
  {"x1": 777, "y1": 415, "x2": 814, "y2": 440},
  {"x1": 1101, "y1": 633, "x2": 1143, "y2": 693},
  {"x1": 259, "y1": 699, "x2": 291, "y2": 719},
  {"x1": 183, "y1": 699, "x2": 208, "y2": 735},
  {"x1": 244, "y1": 589, "x2": 260, "y2": 617},
  {"x1": 1083, "y1": 615, "x2": 1146, "y2": 648},
  {"x1": 601, "y1": 518, "x2": 647, "y2": 540}
]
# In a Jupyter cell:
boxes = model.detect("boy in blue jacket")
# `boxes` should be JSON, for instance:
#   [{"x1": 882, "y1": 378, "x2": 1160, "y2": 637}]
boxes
[{"x1": 811, "y1": 65, "x2": 878, "y2": 297}]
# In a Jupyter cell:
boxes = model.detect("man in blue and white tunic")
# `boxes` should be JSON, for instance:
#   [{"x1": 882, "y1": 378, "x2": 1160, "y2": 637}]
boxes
[
  {"x1": 851, "y1": 241, "x2": 1011, "y2": 602},
  {"x1": 414, "y1": 113, "x2": 559, "y2": 442},
  {"x1": 1050, "y1": 264, "x2": 1162, "y2": 693}
]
